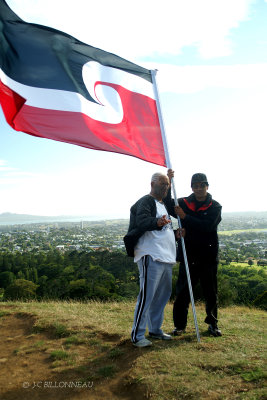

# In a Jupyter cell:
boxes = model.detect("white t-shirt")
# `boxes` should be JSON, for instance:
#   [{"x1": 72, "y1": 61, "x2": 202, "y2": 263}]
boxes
[{"x1": 134, "y1": 200, "x2": 176, "y2": 264}]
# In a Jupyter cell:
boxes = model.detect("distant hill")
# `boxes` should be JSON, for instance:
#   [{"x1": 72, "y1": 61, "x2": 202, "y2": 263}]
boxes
[
  {"x1": 0, "y1": 212, "x2": 111, "y2": 225},
  {"x1": 219, "y1": 211, "x2": 267, "y2": 231},
  {"x1": 0, "y1": 211, "x2": 266, "y2": 227},
  {"x1": 222, "y1": 211, "x2": 267, "y2": 218}
]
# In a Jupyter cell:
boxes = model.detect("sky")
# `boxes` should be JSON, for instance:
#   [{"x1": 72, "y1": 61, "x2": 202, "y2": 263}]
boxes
[{"x1": 0, "y1": 0, "x2": 267, "y2": 218}]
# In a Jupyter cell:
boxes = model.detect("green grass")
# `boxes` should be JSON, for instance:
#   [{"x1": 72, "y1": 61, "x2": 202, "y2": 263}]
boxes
[
  {"x1": 64, "y1": 334, "x2": 85, "y2": 346},
  {"x1": 52, "y1": 322, "x2": 70, "y2": 337},
  {"x1": 50, "y1": 349, "x2": 70, "y2": 360},
  {"x1": 108, "y1": 347, "x2": 124, "y2": 359},
  {"x1": 0, "y1": 300, "x2": 266, "y2": 399},
  {"x1": 0, "y1": 310, "x2": 10, "y2": 317},
  {"x1": 33, "y1": 340, "x2": 45, "y2": 348}
]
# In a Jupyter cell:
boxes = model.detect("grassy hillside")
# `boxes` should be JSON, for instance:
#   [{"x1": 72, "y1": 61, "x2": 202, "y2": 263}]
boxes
[{"x1": 0, "y1": 301, "x2": 266, "y2": 400}]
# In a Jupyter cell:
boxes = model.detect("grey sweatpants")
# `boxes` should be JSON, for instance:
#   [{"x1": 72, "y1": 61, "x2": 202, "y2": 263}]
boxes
[{"x1": 131, "y1": 255, "x2": 173, "y2": 343}]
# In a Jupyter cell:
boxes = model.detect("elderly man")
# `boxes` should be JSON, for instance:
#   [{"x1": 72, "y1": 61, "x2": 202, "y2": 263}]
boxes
[
  {"x1": 124, "y1": 172, "x2": 177, "y2": 347},
  {"x1": 165, "y1": 170, "x2": 222, "y2": 337}
]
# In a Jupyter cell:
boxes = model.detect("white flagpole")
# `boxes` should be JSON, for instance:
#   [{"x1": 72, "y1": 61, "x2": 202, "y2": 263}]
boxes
[{"x1": 151, "y1": 69, "x2": 201, "y2": 343}]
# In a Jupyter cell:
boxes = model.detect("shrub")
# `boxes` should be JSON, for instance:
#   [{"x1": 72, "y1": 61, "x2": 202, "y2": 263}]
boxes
[
  {"x1": 4, "y1": 279, "x2": 38, "y2": 300},
  {"x1": 253, "y1": 291, "x2": 267, "y2": 311}
]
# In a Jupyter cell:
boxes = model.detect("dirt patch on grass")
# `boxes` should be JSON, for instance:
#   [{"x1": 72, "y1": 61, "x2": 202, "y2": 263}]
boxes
[{"x1": 0, "y1": 312, "x2": 148, "y2": 400}]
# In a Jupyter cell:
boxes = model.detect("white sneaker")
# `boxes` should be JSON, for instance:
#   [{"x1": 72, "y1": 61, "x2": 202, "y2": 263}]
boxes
[{"x1": 133, "y1": 338, "x2": 153, "y2": 347}]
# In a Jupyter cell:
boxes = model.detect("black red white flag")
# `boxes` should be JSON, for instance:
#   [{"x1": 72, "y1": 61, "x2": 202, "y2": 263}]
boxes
[{"x1": 0, "y1": 0, "x2": 166, "y2": 166}]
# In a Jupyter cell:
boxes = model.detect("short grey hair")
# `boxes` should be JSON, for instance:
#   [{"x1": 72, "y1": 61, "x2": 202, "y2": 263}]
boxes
[{"x1": 151, "y1": 172, "x2": 166, "y2": 183}]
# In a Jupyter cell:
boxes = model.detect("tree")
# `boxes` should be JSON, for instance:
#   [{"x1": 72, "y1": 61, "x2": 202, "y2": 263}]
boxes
[
  {"x1": 17, "y1": 270, "x2": 25, "y2": 279},
  {"x1": 4, "y1": 279, "x2": 38, "y2": 300},
  {"x1": 68, "y1": 279, "x2": 90, "y2": 299},
  {"x1": 217, "y1": 274, "x2": 237, "y2": 306},
  {"x1": 0, "y1": 271, "x2": 15, "y2": 288},
  {"x1": 117, "y1": 281, "x2": 139, "y2": 298},
  {"x1": 84, "y1": 264, "x2": 116, "y2": 299},
  {"x1": 253, "y1": 291, "x2": 267, "y2": 311}
]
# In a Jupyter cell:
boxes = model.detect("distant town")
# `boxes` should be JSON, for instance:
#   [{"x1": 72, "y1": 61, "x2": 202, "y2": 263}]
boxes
[
  {"x1": 0, "y1": 219, "x2": 128, "y2": 253},
  {"x1": 0, "y1": 212, "x2": 266, "y2": 265},
  {"x1": 0, "y1": 212, "x2": 266, "y2": 306}
]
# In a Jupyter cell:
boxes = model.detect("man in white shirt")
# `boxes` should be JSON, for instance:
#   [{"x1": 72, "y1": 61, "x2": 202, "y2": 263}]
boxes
[{"x1": 125, "y1": 172, "x2": 176, "y2": 347}]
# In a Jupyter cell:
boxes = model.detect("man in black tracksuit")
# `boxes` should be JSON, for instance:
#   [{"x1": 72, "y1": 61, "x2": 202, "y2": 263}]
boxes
[{"x1": 165, "y1": 170, "x2": 222, "y2": 337}]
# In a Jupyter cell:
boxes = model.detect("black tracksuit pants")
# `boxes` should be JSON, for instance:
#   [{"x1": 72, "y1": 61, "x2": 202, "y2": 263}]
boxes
[{"x1": 173, "y1": 260, "x2": 218, "y2": 330}]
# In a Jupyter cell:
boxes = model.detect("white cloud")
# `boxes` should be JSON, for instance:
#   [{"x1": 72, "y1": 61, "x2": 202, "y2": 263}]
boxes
[
  {"x1": 0, "y1": 155, "x2": 160, "y2": 216},
  {"x1": 0, "y1": 160, "x2": 17, "y2": 174},
  {"x1": 6, "y1": 0, "x2": 256, "y2": 60},
  {"x1": 0, "y1": 161, "x2": 44, "y2": 185},
  {"x1": 165, "y1": 86, "x2": 267, "y2": 211},
  {"x1": 153, "y1": 63, "x2": 267, "y2": 94}
]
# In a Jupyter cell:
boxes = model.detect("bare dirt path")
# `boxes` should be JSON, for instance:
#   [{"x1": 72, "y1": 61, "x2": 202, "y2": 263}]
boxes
[{"x1": 0, "y1": 312, "x2": 147, "y2": 400}]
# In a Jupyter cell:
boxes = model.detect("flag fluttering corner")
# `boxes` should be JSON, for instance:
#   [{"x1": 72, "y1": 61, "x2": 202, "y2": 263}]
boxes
[{"x1": 0, "y1": 0, "x2": 166, "y2": 167}]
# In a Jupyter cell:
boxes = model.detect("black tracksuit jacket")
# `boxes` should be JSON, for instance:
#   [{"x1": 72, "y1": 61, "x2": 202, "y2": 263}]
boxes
[
  {"x1": 164, "y1": 190, "x2": 222, "y2": 264},
  {"x1": 124, "y1": 195, "x2": 164, "y2": 257}
]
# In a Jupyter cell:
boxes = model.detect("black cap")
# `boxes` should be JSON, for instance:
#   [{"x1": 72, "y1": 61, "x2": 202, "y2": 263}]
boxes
[{"x1": 191, "y1": 173, "x2": 208, "y2": 187}]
